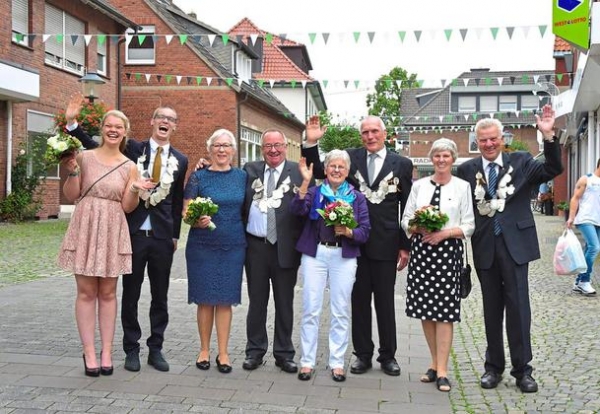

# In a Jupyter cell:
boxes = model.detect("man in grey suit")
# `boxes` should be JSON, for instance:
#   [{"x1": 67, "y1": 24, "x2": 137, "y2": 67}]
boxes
[
  {"x1": 457, "y1": 104, "x2": 562, "y2": 393},
  {"x1": 303, "y1": 116, "x2": 413, "y2": 376},
  {"x1": 242, "y1": 129, "x2": 305, "y2": 373}
]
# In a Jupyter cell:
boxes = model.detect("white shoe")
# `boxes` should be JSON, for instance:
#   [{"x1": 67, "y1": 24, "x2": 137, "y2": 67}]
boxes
[{"x1": 574, "y1": 281, "x2": 597, "y2": 295}]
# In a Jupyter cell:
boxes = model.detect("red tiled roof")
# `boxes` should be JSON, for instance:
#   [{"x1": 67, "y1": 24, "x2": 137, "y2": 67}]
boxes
[
  {"x1": 554, "y1": 36, "x2": 571, "y2": 52},
  {"x1": 229, "y1": 18, "x2": 313, "y2": 81}
]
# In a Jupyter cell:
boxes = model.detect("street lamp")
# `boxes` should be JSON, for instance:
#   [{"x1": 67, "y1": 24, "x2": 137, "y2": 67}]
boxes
[
  {"x1": 533, "y1": 82, "x2": 560, "y2": 106},
  {"x1": 78, "y1": 71, "x2": 105, "y2": 103},
  {"x1": 503, "y1": 131, "x2": 514, "y2": 147}
]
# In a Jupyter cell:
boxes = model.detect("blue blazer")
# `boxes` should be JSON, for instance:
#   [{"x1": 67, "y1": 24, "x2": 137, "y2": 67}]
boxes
[{"x1": 69, "y1": 126, "x2": 189, "y2": 240}]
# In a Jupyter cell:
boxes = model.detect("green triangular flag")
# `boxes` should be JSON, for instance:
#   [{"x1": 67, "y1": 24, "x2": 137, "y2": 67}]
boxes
[
  {"x1": 485, "y1": 77, "x2": 492, "y2": 85},
  {"x1": 290, "y1": 80, "x2": 297, "y2": 88},
  {"x1": 539, "y1": 25, "x2": 547, "y2": 37},
  {"x1": 265, "y1": 33, "x2": 273, "y2": 44},
  {"x1": 258, "y1": 79, "x2": 265, "y2": 87},
  {"x1": 221, "y1": 34, "x2": 229, "y2": 45},
  {"x1": 16, "y1": 33, "x2": 25, "y2": 43},
  {"x1": 490, "y1": 27, "x2": 499, "y2": 40},
  {"x1": 354, "y1": 80, "x2": 360, "y2": 88},
  {"x1": 309, "y1": 33, "x2": 317, "y2": 44},
  {"x1": 322, "y1": 80, "x2": 328, "y2": 88},
  {"x1": 225, "y1": 78, "x2": 234, "y2": 86},
  {"x1": 165, "y1": 75, "x2": 172, "y2": 84},
  {"x1": 56, "y1": 34, "x2": 63, "y2": 44},
  {"x1": 444, "y1": 29, "x2": 452, "y2": 41},
  {"x1": 398, "y1": 31, "x2": 406, "y2": 43},
  {"x1": 137, "y1": 35, "x2": 146, "y2": 46},
  {"x1": 178, "y1": 35, "x2": 188, "y2": 45},
  {"x1": 556, "y1": 73, "x2": 564, "y2": 82},
  {"x1": 135, "y1": 73, "x2": 141, "y2": 81},
  {"x1": 196, "y1": 76, "x2": 203, "y2": 85},
  {"x1": 353, "y1": 32, "x2": 360, "y2": 43},
  {"x1": 385, "y1": 79, "x2": 392, "y2": 88},
  {"x1": 522, "y1": 75, "x2": 529, "y2": 84},
  {"x1": 97, "y1": 34, "x2": 106, "y2": 45}
]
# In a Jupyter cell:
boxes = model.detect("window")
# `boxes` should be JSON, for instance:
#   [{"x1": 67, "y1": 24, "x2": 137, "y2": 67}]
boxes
[
  {"x1": 240, "y1": 127, "x2": 262, "y2": 166},
  {"x1": 458, "y1": 96, "x2": 476, "y2": 112},
  {"x1": 480, "y1": 95, "x2": 497, "y2": 112},
  {"x1": 44, "y1": 4, "x2": 85, "y2": 74},
  {"x1": 126, "y1": 26, "x2": 155, "y2": 64},
  {"x1": 12, "y1": 0, "x2": 29, "y2": 46},
  {"x1": 521, "y1": 95, "x2": 539, "y2": 111},
  {"x1": 235, "y1": 53, "x2": 252, "y2": 82},
  {"x1": 499, "y1": 95, "x2": 517, "y2": 112},
  {"x1": 468, "y1": 132, "x2": 479, "y2": 153},
  {"x1": 97, "y1": 31, "x2": 107, "y2": 76},
  {"x1": 27, "y1": 111, "x2": 58, "y2": 178}
]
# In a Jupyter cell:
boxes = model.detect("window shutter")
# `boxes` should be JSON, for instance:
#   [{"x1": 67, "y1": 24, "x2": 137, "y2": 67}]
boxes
[
  {"x1": 64, "y1": 13, "x2": 85, "y2": 71},
  {"x1": 45, "y1": 3, "x2": 63, "y2": 59},
  {"x1": 12, "y1": 0, "x2": 28, "y2": 36}
]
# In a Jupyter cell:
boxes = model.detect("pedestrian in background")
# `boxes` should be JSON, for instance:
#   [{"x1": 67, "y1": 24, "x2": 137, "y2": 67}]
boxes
[{"x1": 566, "y1": 158, "x2": 600, "y2": 295}]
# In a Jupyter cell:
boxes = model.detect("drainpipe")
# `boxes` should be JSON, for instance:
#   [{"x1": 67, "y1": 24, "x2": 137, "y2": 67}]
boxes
[
  {"x1": 117, "y1": 37, "x2": 126, "y2": 109},
  {"x1": 237, "y1": 91, "x2": 249, "y2": 165},
  {"x1": 6, "y1": 102, "x2": 13, "y2": 195}
]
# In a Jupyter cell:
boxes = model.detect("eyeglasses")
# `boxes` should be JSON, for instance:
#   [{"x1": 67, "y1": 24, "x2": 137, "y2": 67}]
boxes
[
  {"x1": 211, "y1": 143, "x2": 233, "y2": 149},
  {"x1": 263, "y1": 143, "x2": 287, "y2": 150},
  {"x1": 103, "y1": 124, "x2": 125, "y2": 130},
  {"x1": 154, "y1": 114, "x2": 178, "y2": 123},
  {"x1": 327, "y1": 165, "x2": 347, "y2": 171}
]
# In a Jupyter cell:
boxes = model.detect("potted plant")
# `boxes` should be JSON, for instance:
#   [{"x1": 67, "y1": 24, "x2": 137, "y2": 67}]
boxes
[{"x1": 556, "y1": 201, "x2": 569, "y2": 219}]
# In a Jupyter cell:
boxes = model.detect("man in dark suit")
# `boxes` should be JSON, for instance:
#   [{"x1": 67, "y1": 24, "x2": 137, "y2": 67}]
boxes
[
  {"x1": 66, "y1": 104, "x2": 188, "y2": 373},
  {"x1": 303, "y1": 115, "x2": 413, "y2": 376},
  {"x1": 456, "y1": 104, "x2": 562, "y2": 393},
  {"x1": 241, "y1": 129, "x2": 305, "y2": 373}
]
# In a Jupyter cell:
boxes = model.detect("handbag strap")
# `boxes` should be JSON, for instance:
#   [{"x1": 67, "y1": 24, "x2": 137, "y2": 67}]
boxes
[
  {"x1": 464, "y1": 240, "x2": 470, "y2": 265},
  {"x1": 79, "y1": 159, "x2": 129, "y2": 201}
]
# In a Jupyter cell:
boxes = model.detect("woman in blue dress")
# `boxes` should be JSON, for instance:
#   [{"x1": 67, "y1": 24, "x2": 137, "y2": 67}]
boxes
[{"x1": 183, "y1": 129, "x2": 247, "y2": 374}]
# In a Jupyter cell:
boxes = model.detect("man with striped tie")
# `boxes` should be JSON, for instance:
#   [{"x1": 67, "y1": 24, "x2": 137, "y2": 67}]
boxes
[{"x1": 457, "y1": 104, "x2": 562, "y2": 394}]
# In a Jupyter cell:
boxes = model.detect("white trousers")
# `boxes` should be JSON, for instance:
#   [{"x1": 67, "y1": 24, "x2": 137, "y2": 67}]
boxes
[{"x1": 299, "y1": 245, "x2": 357, "y2": 369}]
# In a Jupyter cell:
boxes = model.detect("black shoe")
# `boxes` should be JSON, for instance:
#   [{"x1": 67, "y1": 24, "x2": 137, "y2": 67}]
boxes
[
  {"x1": 242, "y1": 357, "x2": 263, "y2": 371},
  {"x1": 297, "y1": 369, "x2": 314, "y2": 381},
  {"x1": 331, "y1": 369, "x2": 346, "y2": 382},
  {"x1": 216, "y1": 355, "x2": 232, "y2": 374},
  {"x1": 480, "y1": 371, "x2": 502, "y2": 389},
  {"x1": 124, "y1": 350, "x2": 141, "y2": 372},
  {"x1": 148, "y1": 351, "x2": 169, "y2": 372},
  {"x1": 516, "y1": 375, "x2": 538, "y2": 393},
  {"x1": 100, "y1": 351, "x2": 113, "y2": 376},
  {"x1": 436, "y1": 376, "x2": 451, "y2": 392},
  {"x1": 380, "y1": 359, "x2": 401, "y2": 376},
  {"x1": 275, "y1": 359, "x2": 298, "y2": 373},
  {"x1": 82, "y1": 354, "x2": 100, "y2": 377},
  {"x1": 195, "y1": 356, "x2": 210, "y2": 370},
  {"x1": 350, "y1": 358, "x2": 372, "y2": 374},
  {"x1": 420, "y1": 368, "x2": 437, "y2": 383}
]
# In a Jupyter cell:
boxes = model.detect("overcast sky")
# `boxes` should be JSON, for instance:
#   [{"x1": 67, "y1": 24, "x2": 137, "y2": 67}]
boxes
[{"x1": 173, "y1": 0, "x2": 555, "y2": 123}]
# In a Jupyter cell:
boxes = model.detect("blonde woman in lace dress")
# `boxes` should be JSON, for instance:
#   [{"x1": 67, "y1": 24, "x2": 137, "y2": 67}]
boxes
[{"x1": 58, "y1": 110, "x2": 152, "y2": 377}]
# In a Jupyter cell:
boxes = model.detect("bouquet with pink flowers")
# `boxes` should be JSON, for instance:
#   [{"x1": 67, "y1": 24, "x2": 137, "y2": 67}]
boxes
[
  {"x1": 316, "y1": 200, "x2": 358, "y2": 229},
  {"x1": 408, "y1": 205, "x2": 449, "y2": 232}
]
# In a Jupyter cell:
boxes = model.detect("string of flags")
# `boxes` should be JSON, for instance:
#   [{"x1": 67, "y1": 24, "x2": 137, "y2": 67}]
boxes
[
  {"x1": 123, "y1": 71, "x2": 567, "y2": 90},
  {"x1": 14, "y1": 24, "x2": 549, "y2": 47}
]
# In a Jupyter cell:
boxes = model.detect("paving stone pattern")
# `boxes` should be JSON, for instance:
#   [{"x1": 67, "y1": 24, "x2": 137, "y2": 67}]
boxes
[{"x1": 0, "y1": 215, "x2": 598, "y2": 413}]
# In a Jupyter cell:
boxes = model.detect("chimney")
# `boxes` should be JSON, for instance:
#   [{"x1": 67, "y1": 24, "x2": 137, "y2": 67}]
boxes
[{"x1": 188, "y1": 12, "x2": 197, "y2": 19}]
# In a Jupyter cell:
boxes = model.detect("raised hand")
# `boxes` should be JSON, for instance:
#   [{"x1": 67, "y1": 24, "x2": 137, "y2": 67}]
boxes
[
  {"x1": 305, "y1": 115, "x2": 327, "y2": 144},
  {"x1": 65, "y1": 93, "x2": 85, "y2": 124},
  {"x1": 298, "y1": 157, "x2": 313, "y2": 182},
  {"x1": 534, "y1": 104, "x2": 556, "y2": 138}
]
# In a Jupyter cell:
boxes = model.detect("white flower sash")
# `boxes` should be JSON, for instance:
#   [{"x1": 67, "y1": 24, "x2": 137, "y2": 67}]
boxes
[
  {"x1": 474, "y1": 165, "x2": 515, "y2": 217},
  {"x1": 252, "y1": 176, "x2": 292, "y2": 213},
  {"x1": 354, "y1": 170, "x2": 399, "y2": 204},
  {"x1": 136, "y1": 150, "x2": 179, "y2": 208}
]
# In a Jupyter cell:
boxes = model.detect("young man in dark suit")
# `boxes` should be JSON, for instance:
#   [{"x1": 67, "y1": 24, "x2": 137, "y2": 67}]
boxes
[
  {"x1": 457, "y1": 104, "x2": 562, "y2": 393},
  {"x1": 303, "y1": 115, "x2": 413, "y2": 376},
  {"x1": 66, "y1": 102, "x2": 188, "y2": 372},
  {"x1": 242, "y1": 129, "x2": 305, "y2": 373}
]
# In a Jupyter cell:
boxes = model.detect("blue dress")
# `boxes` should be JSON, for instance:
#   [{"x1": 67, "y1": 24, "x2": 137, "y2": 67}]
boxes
[{"x1": 184, "y1": 168, "x2": 247, "y2": 305}]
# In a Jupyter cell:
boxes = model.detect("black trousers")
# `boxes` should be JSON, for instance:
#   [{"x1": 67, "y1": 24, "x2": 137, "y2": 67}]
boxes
[
  {"x1": 351, "y1": 256, "x2": 398, "y2": 363},
  {"x1": 244, "y1": 236, "x2": 298, "y2": 361},
  {"x1": 476, "y1": 236, "x2": 533, "y2": 379},
  {"x1": 121, "y1": 234, "x2": 174, "y2": 353}
]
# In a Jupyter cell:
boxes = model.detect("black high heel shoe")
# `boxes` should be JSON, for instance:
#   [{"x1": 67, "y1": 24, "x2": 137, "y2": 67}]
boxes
[
  {"x1": 215, "y1": 355, "x2": 232, "y2": 374},
  {"x1": 100, "y1": 351, "x2": 113, "y2": 376},
  {"x1": 83, "y1": 354, "x2": 100, "y2": 377}
]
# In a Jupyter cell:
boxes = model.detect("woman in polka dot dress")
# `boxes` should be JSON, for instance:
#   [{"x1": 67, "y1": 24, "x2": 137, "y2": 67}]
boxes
[{"x1": 401, "y1": 138, "x2": 475, "y2": 392}]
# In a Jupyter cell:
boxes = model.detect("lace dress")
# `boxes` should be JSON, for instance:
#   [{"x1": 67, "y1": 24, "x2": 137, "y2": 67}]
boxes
[
  {"x1": 184, "y1": 168, "x2": 247, "y2": 305},
  {"x1": 57, "y1": 151, "x2": 134, "y2": 277}
]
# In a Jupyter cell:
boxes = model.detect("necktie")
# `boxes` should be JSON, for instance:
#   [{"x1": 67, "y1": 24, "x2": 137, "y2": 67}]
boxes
[
  {"x1": 368, "y1": 153, "x2": 378, "y2": 185},
  {"x1": 152, "y1": 147, "x2": 163, "y2": 182},
  {"x1": 266, "y1": 168, "x2": 277, "y2": 244},
  {"x1": 487, "y1": 163, "x2": 502, "y2": 236}
]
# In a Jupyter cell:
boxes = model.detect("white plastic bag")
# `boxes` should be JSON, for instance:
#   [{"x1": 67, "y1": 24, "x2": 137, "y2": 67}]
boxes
[{"x1": 553, "y1": 229, "x2": 587, "y2": 275}]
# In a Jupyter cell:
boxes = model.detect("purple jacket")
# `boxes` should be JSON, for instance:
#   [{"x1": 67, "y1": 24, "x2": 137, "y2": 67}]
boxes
[{"x1": 289, "y1": 185, "x2": 371, "y2": 258}]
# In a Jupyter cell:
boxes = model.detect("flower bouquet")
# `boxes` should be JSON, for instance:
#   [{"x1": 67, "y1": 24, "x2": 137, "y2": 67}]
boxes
[
  {"x1": 184, "y1": 197, "x2": 219, "y2": 230},
  {"x1": 45, "y1": 132, "x2": 83, "y2": 164},
  {"x1": 408, "y1": 205, "x2": 449, "y2": 232},
  {"x1": 316, "y1": 200, "x2": 358, "y2": 229}
]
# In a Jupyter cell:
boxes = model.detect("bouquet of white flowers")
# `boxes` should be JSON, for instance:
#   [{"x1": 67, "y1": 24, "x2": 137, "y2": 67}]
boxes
[
  {"x1": 409, "y1": 205, "x2": 449, "y2": 232},
  {"x1": 184, "y1": 197, "x2": 219, "y2": 230},
  {"x1": 45, "y1": 133, "x2": 83, "y2": 164}
]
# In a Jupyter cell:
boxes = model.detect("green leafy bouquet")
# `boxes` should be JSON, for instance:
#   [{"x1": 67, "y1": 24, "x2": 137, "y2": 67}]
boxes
[
  {"x1": 184, "y1": 197, "x2": 219, "y2": 230},
  {"x1": 408, "y1": 205, "x2": 449, "y2": 232},
  {"x1": 316, "y1": 200, "x2": 358, "y2": 229},
  {"x1": 45, "y1": 132, "x2": 83, "y2": 164}
]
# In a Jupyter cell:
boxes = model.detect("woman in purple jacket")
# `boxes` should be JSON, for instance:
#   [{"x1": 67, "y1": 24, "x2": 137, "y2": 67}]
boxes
[{"x1": 291, "y1": 150, "x2": 370, "y2": 382}]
